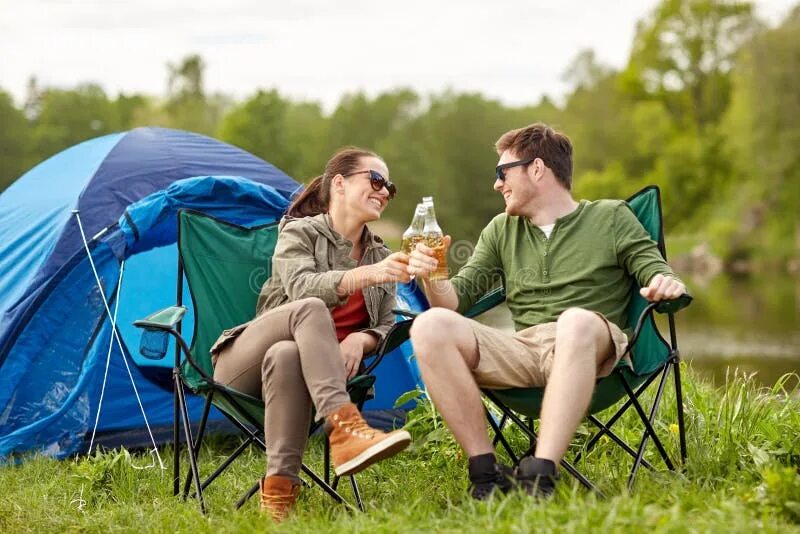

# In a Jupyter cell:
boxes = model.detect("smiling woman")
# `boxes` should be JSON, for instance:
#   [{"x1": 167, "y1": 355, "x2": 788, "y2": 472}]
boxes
[{"x1": 209, "y1": 146, "x2": 413, "y2": 521}]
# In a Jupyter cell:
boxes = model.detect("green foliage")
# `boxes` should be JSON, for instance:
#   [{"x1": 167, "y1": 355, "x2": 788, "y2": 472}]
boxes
[
  {"x1": 2, "y1": 1, "x2": 800, "y2": 268},
  {"x1": 623, "y1": 0, "x2": 757, "y2": 126},
  {"x1": 0, "y1": 90, "x2": 30, "y2": 191}
]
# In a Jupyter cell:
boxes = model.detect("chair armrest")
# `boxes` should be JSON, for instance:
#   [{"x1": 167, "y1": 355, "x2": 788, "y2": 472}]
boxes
[
  {"x1": 625, "y1": 294, "x2": 693, "y2": 355},
  {"x1": 654, "y1": 294, "x2": 693, "y2": 314},
  {"x1": 464, "y1": 286, "x2": 506, "y2": 318},
  {"x1": 362, "y1": 319, "x2": 414, "y2": 375},
  {"x1": 392, "y1": 308, "x2": 419, "y2": 319},
  {"x1": 133, "y1": 306, "x2": 187, "y2": 331}
]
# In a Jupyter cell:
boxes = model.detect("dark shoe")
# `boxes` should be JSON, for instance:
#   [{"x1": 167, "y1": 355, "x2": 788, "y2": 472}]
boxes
[
  {"x1": 468, "y1": 454, "x2": 514, "y2": 501},
  {"x1": 515, "y1": 456, "x2": 558, "y2": 498}
]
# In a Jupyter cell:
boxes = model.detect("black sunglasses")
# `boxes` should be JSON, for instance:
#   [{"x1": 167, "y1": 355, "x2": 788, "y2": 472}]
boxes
[
  {"x1": 495, "y1": 158, "x2": 535, "y2": 181},
  {"x1": 344, "y1": 169, "x2": 397, "y2": 199}
]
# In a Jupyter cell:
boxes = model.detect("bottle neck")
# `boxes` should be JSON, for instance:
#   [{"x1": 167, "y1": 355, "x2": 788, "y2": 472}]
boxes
[{"x1": 423, "y1": 205, "x2": 442, "y2": 235}]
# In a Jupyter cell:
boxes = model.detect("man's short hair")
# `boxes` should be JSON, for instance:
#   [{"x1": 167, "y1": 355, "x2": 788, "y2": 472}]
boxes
[{"x1": 495, "y1": 123, "x2": 574, "y2": 190}]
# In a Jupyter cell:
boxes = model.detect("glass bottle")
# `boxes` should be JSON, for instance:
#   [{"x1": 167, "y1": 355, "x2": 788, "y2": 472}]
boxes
[
  {"x1": 421, "y1": 196, "x2": 448, "y2": 280},
  {"x1": 401, "y1": 203, "x2": 426, "y2": 254}
]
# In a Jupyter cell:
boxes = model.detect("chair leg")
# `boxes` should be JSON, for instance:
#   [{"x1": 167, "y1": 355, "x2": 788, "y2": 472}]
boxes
[
  {"x1": 349, "y1": 476, "x2": 364, "y2": 512},
  {"x1": 491, "y1": 413, "x2": 508, "y2": 447},
  {"x1": 235, "y1": 480, "x2": 261, "y2": 510},
  {"x1": 673, "y1": 357, "x2": 688, "y2": 464},
  {"x1": 324, "y1": 436, "x2": 331, "y2": 485},
  {"x1": 183, "y1": 393, "x2": 213, "y2": 499},
  {"x1": 581, "y1": 416, "x2": 656, "y2": 471},
  {"x1": 190, "y1": 437, "x2": 254, "y2": 498},
  {"x1": 176, "y1": 381, "x2": 206, "y2": 514},
  {"x1": 621, "y1": 368, "x2": 674, "y2": 490},
  {"x1": 484, "y1": 407, "x2": 518, "y2": 465},
  {"x1": 574, "y1": 371, "x2": 661, "y2": 463},
  {"x1": 173, "y1": 370, "x2": 181, "y2": 497}
]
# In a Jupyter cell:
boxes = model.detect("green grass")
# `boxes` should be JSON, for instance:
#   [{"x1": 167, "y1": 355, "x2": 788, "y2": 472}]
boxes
[{"x1": 1, "y1": 367, "x2": 799, "y2": 533}]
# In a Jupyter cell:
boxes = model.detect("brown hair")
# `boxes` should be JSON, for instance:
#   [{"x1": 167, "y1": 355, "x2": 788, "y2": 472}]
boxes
[
  {"x1": 495, "y1": 123, "x2": 574, "y2": 190},
  {"x1": 286, "y1": 147, "x2": 380, "y2": 218}
]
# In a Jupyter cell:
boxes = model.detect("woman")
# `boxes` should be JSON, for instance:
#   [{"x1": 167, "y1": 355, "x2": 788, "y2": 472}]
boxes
[{"x1": 211, "y1": 147, "x2": 412, "y2": 521}]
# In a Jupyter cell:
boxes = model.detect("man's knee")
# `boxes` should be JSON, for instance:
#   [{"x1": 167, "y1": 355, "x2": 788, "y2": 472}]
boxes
[
  {"x1": 556, "y1": 308, "x2": 607, "y2": 344},
  {"x1": 410, "y1": 308, "x2": 466, "y2": 358},
  {"x1": 262, "y1": 340, "x2": 301, "y2": 376}
]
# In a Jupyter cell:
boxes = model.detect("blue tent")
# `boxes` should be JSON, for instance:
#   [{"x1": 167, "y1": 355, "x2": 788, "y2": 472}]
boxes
[{"x1": 0, "y1": 127, "x2": 422, "y2": 460}]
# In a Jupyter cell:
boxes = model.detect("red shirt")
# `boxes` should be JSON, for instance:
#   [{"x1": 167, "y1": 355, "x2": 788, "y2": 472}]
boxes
[{"x1": 330, "y1": 289, "x2": 370, "y2": 342}]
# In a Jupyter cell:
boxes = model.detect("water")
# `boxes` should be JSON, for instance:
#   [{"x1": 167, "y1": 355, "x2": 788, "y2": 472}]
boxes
[{"x1": 474, "y1": 273, "x2": 800, "y2": 388}]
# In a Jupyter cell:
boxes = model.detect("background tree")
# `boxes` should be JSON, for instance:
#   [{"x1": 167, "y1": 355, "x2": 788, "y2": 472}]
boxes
[
  {"x1": 0, "y1": 90, "x2": 31, "y2": 191},
  {"x1": 622, "y1": 0, "x2": 757, "y2": 126}
]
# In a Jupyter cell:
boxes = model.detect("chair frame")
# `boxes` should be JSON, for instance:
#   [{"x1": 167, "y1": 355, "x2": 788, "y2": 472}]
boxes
[
  {"x1": 133, "y1": 209, "x2": 413, "y2": 514},
  {"x1": 480, "y1": 296, "x2": 688, "y2": 497}
]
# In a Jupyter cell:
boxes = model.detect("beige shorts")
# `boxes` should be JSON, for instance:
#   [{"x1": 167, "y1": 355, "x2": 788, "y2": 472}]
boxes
[{"x1": 469, "y1": 313, "x2": 630, "y2": 389}]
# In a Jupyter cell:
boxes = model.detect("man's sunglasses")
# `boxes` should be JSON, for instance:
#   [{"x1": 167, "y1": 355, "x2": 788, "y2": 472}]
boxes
[
  {"x1": 495, "y1": 158, "x2": 535, "y2": 181},
  {"x1": 345, "y1": 170, "x2": 397, "y2": 199}
]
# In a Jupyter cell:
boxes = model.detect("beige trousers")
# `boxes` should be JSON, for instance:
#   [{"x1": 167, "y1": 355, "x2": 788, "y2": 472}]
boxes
[{"x1": 212, "y1": 297, "x2": 351, "y2": 482}]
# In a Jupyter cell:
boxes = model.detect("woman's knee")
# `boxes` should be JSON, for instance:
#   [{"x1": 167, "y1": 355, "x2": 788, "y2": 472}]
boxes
[
  {"x1": 292, "y1": 296, "x2": 328, "y2": 315},
  {"x1": 262, "y1": 340, "x2": 301, "y2": 376}
]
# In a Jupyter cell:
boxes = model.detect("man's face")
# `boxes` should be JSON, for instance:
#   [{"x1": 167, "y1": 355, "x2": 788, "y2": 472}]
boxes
[{"x1": 493, "y1": 150, "x2": 536, "y2": 216}]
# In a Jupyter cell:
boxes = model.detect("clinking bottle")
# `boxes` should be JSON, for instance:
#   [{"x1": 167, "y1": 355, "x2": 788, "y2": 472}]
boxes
[
  {"x1": 421, "y1": 196, "x2": 449, "y2": 280},
  {"x1": 401, "y1": 203, "x2": 426, "y2": 255}
]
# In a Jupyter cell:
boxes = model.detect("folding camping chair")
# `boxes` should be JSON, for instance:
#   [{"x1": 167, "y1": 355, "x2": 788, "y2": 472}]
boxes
[
  {"x1": 398, "y1": 186, "x2": 692, "y2": 495},
  {"x1": 132, "y1": 209, "x2": 413, "y2": 513}
]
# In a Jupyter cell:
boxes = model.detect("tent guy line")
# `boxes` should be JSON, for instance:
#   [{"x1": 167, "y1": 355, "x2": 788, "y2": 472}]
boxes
[{"x1": 75, "y1": 210, "x2": 165, "y2": 470}]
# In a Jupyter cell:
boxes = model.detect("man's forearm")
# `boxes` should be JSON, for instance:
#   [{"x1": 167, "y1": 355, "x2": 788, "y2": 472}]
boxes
[{"x1": 421, "y1": 279, "x2": 459, "y2": 310}]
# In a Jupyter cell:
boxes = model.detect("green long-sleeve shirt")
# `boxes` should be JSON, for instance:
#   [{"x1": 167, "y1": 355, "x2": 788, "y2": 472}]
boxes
[{"x1": 451, "y1": 199, "x2": 682, "y2": 332}]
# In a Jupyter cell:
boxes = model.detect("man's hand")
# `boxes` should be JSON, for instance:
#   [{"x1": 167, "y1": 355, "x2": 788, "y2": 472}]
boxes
[
  {"x1": 640, "y1": 274, "x2": 686, "y2": 302},
  {"x1": 339, "y1": 333, "x2": 370, "y2": 379},
  {"x1": 407, "y1": 236, "x2": 451, "y2": 280}
]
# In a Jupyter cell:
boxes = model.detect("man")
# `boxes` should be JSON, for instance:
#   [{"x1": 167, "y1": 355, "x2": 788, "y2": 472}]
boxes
[{"x1": 406, "y1": 123, "x2": 687, "y2": 500}]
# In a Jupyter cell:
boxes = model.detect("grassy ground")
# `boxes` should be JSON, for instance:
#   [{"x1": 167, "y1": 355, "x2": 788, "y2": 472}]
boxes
[{"x1": 1, "y1": 367, "x2": 799, "y2": 533}]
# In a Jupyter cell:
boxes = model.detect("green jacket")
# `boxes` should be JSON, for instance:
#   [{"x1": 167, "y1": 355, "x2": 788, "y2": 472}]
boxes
[
  {"x1": 256, "y1": 213, "x2": 397, "y2": 345},
  {"x1": 451, "y1": 199, "x2": 683, "y2": 332}
]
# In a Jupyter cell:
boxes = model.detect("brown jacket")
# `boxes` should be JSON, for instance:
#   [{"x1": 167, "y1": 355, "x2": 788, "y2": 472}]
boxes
[{"x1": 212, "y1": 213, "x2": 397, "y2": 356}]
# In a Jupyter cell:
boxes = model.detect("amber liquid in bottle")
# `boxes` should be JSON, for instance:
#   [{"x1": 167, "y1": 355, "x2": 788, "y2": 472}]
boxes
[{"x1": 422, "y1": 197, "x2": 448, "y2": 280}]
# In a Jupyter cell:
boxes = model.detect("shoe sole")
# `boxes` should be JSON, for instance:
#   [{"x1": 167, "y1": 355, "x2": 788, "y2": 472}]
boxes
[{"x1": 334, "y1": 430, "x2": 412, "y2": 477}]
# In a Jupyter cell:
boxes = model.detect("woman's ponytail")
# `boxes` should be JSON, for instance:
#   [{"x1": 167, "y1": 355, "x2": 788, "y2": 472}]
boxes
[{"x1": 286, "y1": 174, "x2": 329, "y2": 218}]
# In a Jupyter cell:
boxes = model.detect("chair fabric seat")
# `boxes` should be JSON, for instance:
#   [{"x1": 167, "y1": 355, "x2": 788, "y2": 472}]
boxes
[
  {"x1": 489, "y1": 367, "x2": 651, "y2": 418},
  {"x1": 193, "y1": 375, "x2": 378, "y2": 429}
]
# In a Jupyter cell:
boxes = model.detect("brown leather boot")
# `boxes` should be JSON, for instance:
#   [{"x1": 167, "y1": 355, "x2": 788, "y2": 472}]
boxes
[
  {"x1": 259, "y1": 475, "x2": 300, "y2": 522},
  {"x1": 325, "y1": 403, "x2": 411, "y2": 477}
]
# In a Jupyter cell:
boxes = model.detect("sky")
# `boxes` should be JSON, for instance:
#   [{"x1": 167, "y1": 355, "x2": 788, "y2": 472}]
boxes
[{"x1": 1, "y1": 0, "x2": 796, "y2": 111}]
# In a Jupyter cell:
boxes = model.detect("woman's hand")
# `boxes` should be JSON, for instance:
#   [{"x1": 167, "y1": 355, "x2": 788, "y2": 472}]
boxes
[
  {"x1": 370, "y1": 252, "x2": 412, "y2": 284},
  {"x1": 407, "y1": 236, "x2": 451, "y2": 280},
  {"x1": 339, "y1": 333, "x2": 371, "y2": 379}
]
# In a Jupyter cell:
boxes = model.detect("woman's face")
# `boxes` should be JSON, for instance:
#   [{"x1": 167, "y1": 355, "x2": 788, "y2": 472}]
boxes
[{"x1": 337, "y1": 156, "x2": 392, "y2": 223}]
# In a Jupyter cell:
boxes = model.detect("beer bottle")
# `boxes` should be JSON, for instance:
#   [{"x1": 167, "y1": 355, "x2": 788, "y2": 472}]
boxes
[
  {"x1": 421, "y1": 196, "x2": 448, "y2": 280},
  {"x1": 401, "y1": 203, "x2": 426, "y2": 254}
]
